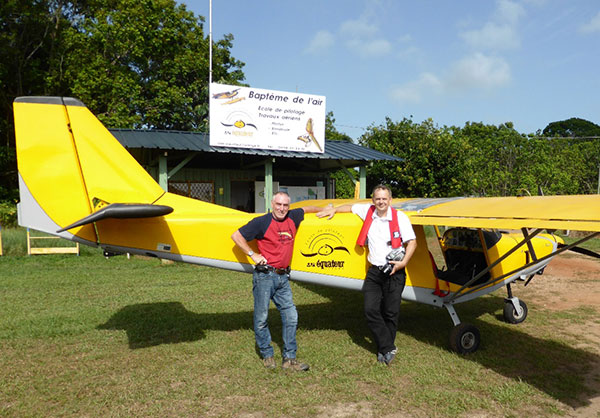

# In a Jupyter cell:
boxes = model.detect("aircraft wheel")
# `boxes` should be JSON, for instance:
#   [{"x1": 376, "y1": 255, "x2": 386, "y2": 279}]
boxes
[
  {"x1": 449, "y1": 323, "x2": 480, "y2": 354},
  {"x1": 503, "y1": 300, "x2": 528, "y2": 324}
]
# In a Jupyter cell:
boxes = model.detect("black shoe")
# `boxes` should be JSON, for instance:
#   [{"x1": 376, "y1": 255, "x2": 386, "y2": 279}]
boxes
[{"x1": 383, "y1": 350, "x2": 396, "y2": 366}]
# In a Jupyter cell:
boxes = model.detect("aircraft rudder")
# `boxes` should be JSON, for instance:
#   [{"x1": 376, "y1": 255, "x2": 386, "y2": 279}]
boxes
[
  {"x1": 14, "y1": 96, "x2": 166, "y2": 237},
  {"x1": 14, "y1": 97, "x2": 96, "y2": 240}
]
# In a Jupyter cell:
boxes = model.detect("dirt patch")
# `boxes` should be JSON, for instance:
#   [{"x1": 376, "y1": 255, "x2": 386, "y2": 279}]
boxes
[
  {"x1": 524, "y1": 254, "x2": 600, "y2": 312},
  {"x1": 519, "y1": 253, "x2": 600, "y2": 417}
]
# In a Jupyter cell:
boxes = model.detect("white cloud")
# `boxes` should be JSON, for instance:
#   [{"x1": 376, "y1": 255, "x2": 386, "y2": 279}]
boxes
[
  {"x1": 580, "y1": 11, "x2": 600, "y2": 34},
  {"x1": 398, "y1": 34, "x2": 413, "y2": 43},
  {"x1": 448, "y1": 53, "x2": 511, "y2": 90},
  {"x1": 306, "y1": 0, "x2": 404, "y2": 59},
  {"x1": 495, "y1": 0, "x2": 526, "y2": 25},
  {"x1": 460, "y1": 0, "x2": 524, "y2": 51},
  {"x1": 390, "y1": 73, "x2": 442, "y2": 103},
  {"x1": 306, "y1": 18, "x2": 392, "y2": 58},
  {"x1": 338, "y1": 16, "x2": 393, "y2": 58},
  {"x1": 304, "y1": 30, "x2": 335, "y2": 54},
  {"x1": 461, "y1": 22, "x2": 520, "y2": 50},
  {"x1": 522, "y1": 0, "x2": 548, "y2": 6},
  {"x1": 389, "y1": 53, "x2": 510, "y2": 104},
  {"x1": 340, "y1": 19, "x2": 378, "y2": 39},
  {"x1": 346, "y1": 38, "x2": 392, "y2": 58}
]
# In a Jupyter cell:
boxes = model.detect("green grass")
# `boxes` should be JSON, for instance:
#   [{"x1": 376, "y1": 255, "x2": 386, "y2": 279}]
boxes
[
  {"x1": 561, "y1": 232, "x2": 600, "y2": 253},
  {"x1": 1, "y1": 251, "x2": 598, "y2": 417},
  {"x1": 0, "y1": 227, "x2": 100, "y2": 257}
]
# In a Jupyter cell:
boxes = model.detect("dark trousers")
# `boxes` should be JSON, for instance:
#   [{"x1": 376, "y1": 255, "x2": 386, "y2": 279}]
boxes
[{"x1": 363, "y1": 265, "x2": 406, "y2": 355}]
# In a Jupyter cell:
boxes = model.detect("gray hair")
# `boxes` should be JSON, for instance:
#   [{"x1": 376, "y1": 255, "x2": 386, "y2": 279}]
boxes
[
  {"x1": 271, "y1": 191, "x2": 291, "y2": 203},
  {"x1": 371, "y1": 184, "x2": 392, "y2": 198}
]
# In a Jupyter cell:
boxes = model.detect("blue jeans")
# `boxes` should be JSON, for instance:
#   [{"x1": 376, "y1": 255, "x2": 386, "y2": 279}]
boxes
[{"x1": 252, "y1": 269, "x2": 298, "y2": 359}]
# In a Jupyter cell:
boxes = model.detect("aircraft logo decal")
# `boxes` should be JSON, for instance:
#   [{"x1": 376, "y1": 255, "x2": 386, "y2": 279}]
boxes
[
  {"x1": 219, "y1": 110, "x2": 257, "y2": 138},
  {"x1": 301, "y1": 230, "x2": 350, "y2": 270},
  {"x1": 221, "y1": 119, "x2": 257, "y2": 130}
]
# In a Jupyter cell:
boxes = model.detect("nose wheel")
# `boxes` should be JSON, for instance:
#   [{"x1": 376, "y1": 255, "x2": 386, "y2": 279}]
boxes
[
  {"x1": 504, "y1": 283, "x2": 528, "y2": 324},
  {"x1": 503, "y1": 299, "x2": 528, "y2": 323}
]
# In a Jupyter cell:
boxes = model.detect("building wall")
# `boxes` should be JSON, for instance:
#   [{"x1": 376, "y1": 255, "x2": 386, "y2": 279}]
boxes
[{"x1": 144, "y1": 165, "x2": 330, "y2": 210}]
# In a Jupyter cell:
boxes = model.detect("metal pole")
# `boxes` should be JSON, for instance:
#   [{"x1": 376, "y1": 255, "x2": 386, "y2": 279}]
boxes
[
  {"x1": 265, "y1": 158, "x2": 273, "y2": 212},
  {"x1": 209, "y1": 0, "x2": 212, "y2": 85}
]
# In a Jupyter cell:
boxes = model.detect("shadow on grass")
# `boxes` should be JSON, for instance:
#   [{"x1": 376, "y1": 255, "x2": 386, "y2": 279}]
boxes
[
  {"x1": 96, "y1": 296, "x2": 367, "y2": 350},
  {"x1": 98, "y1": 283, "x2": 598, "y2": 408},
  {"x1": 298, "y1": 282, "x2": 600, "y2": 408}
]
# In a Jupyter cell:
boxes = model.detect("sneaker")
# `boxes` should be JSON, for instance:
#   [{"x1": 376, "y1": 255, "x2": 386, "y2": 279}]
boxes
[
  {"x1": 282, "y1": 358, "x2": 309, "y2": 371},
  {"x1": 383, "y1": 351, "x2": 396, "y2": 366},
  {"x1": 377, "y1": 353, "x2": 385, "y2": 363},
  {"x1": 263, "y1": 356, "x2": 276, "y2": 369}
]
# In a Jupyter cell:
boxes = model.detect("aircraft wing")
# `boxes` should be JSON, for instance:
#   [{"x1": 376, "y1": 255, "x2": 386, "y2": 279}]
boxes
[
  {"x1": 294, "y1": 196, "x2": 600, "y2": 232},
  {"x1": 396, "y1": 196, "x2": 600, "y2": 232}
]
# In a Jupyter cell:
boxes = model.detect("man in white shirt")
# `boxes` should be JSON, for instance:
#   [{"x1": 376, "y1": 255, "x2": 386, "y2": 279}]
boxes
[{"x1": 317, "y1": 185, "x2": 417, "y2": 365}]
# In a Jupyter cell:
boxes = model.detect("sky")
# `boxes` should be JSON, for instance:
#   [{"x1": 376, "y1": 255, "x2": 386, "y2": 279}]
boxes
[{"x1": 182, "y1": 0, "x2": 600, "y2": 140}]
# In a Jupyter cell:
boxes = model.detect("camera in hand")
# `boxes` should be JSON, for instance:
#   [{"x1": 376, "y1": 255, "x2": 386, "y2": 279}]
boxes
[{"x1": 380, "y1": 247, "x2": 406, "y2": 275}]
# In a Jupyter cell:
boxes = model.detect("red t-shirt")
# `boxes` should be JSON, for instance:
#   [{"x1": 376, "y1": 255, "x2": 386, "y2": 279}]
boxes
[{"x1": 238, "y1": 208, "x2": 304, "y2": 268}]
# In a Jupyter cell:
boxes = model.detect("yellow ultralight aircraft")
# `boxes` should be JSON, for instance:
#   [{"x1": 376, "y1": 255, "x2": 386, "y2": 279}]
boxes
[{"x1": 13, "y1": 96, "x2": 600, "y2": 353}]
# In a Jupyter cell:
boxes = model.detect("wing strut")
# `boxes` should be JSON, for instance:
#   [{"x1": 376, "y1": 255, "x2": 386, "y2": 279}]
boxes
[
  {"x1": 446, "y1": 229, "x2": 542, "y2": 302},
  {"x1": 446, "y1": 230, "x2": 600, "y2": 303},
  {"x1": 557, "y1": 243, "x2": 600, "y2": 259}
]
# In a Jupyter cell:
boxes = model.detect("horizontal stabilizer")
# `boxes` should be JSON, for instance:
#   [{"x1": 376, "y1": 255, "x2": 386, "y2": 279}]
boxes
[{"x1": 57, "y1": 203, "x2": 173, "y2": 233}]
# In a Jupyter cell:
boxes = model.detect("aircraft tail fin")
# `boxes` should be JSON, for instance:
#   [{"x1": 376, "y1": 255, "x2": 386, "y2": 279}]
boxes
[{"x1": 14, "y1": 97, "x2": 165, "y2": 242}]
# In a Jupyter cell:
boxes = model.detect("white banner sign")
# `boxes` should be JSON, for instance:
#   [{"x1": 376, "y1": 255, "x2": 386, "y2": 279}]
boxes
[{"x1": 209, "y1": 83, "x2": 326, "y2": 153}]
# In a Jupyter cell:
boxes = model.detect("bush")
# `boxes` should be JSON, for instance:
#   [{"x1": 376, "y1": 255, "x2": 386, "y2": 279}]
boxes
[{"x1": 0, "y1": 201, "x2": 18, "y2": 228}]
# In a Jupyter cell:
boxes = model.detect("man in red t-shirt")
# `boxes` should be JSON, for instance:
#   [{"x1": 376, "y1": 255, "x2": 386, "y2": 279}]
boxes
[{"x1": 232, "y1": 191, "x2": 324, "y2": 371}]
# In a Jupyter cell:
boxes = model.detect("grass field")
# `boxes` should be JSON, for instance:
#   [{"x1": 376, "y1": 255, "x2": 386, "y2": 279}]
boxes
[{"x1": 1, "y1": 242, "x2": 598, "y2": 417}]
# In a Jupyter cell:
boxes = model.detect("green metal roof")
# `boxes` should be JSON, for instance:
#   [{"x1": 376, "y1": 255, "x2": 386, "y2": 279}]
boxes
[{"x1": 109, "y1": 129, "x2": 401, "y2": 165}]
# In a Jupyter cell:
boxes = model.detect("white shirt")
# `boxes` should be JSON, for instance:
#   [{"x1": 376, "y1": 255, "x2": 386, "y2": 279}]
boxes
[{"x1": 352, "y1": 203, "x2": 416, "y2": 267}]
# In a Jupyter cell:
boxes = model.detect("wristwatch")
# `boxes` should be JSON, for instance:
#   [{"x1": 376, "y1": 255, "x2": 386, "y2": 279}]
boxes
[{"x1": 248, "y1": 250, "x2": 254, "y2": 257}]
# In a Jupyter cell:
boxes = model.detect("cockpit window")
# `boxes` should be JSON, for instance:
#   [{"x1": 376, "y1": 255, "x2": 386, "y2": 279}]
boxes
[{"x1": 442, "y1": 228, "x2": 501, "y2": 250}]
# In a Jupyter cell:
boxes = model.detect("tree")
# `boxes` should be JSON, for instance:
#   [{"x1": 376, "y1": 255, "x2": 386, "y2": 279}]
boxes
[
  {"x1": 459, "y1": 122, "x2": 527, "y2": 196},
  {"x1": 60, "y1": 0, "x2": 245, "y2": 130},
  {"x1": 540, "y1": 118, "x2": 600, "y2": 194},
  {"x1": 359, "y1": 117, "x2": 472, "y2": 198},
  {"x1": 0, "y1": 0, "x2": 75, "y2": 200},
  {"x1": 519, "y1": 136, "x2": 583, "y2": 195},
  {"x1": 542, "y1": 117, "x2": 600, "y2": 138},
  {"x1": 0, "y1": 0, "x2": 245, "y2": 201}
]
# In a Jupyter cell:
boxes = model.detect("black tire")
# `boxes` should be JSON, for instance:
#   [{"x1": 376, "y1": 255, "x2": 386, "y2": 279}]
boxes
[
  {"x1": 449, "y1": 323, "x2": 480, "y2": 354},
  {"x1": 503, "y1": 300, "x2": 528, "y2": 324}
]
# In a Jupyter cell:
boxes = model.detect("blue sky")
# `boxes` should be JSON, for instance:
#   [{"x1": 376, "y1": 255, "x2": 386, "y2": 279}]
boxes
[{"x1": 182, "y1": 0, "x2": 600, "y2": 140}]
